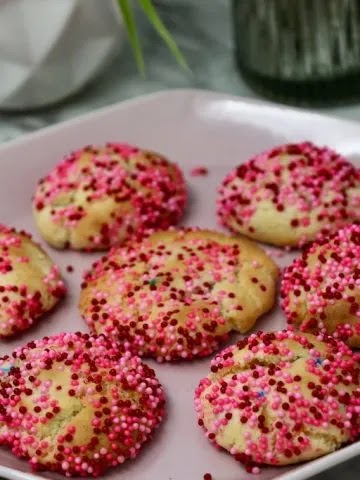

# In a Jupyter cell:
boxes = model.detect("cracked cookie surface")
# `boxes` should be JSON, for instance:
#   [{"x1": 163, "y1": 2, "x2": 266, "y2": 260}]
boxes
[
  {"x1": 0, "y1": 332, "x2": 165, "y2": 477},
  {"x1": 79, "y1": 229, "x2": 279, "y2": 361},
  {"x1": 281, "y1": 224, "x2": 360, "y2": 347},
  {"x1": 0, "y1": 224, "x2": 65, "y2": 337},
  {"x1": 195, "y1": 331, "x2": 360, "y2": 472},
  {"x1": 32, "y1": 143, "x2": 186, "y2": 251},
  {"x1": 217, "y1": 142, "x2": 360, "y2": 247}
]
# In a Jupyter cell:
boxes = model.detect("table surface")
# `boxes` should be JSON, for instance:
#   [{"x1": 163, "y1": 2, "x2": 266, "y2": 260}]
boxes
[{"x1": 0, "y1": 1, "x2": 359, "y2": 479}]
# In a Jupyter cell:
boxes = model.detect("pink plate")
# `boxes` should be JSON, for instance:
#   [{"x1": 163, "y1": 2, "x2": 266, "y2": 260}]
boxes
[{"x1": 0, "y1": 89, "x2": 359, "y2": 480}]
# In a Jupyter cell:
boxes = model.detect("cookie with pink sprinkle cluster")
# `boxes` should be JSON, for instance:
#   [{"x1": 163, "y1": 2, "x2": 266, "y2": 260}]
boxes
[
  {"x1": 79, "y1": 229, "x2": 279, "y2": 362},
  {"x1": 32, "y1": 143, "x2": 186, "y2": 251},
  {"x1": 281, "y1": 224, "x2": 360, "y2": 347},
  {"x1": 0, "y1": 332, "x2": 165, "y2": 477},
  {"x1": 195, "y1": 330, "x2": 360, "y2": 473},
  {"x1": 217, "y1": 142, "x2": 360, "y2": 247},
  {"x1": 0, "y1": 224, "x2": 65, "y2": 338}
]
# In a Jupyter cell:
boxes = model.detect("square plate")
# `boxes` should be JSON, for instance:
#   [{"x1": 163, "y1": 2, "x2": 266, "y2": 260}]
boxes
[{"x1": 0, "y1": 89, "x2": 359, "y2": 480}]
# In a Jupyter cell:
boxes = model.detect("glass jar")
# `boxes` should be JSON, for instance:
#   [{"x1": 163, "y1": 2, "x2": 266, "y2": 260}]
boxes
[{"x1": 233, "y1": 0, "x2": 360, "y2": 104}]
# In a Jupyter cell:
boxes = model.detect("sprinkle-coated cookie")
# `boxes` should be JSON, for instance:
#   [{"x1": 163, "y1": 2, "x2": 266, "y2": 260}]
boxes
[
  {"x1": 195, "y1": 330, "x2": 360, "y2": 472},
  {"x1": 217, "y1": 142, "x2": 360, "y2": 247},
  {"x1": 0, "y1": 224, "x2": 65, "y2": 337},
  {"x1": 281, "y1": 224, "x2": 360, "y2": 346},
  {"x1": 0, "y1": 332, "x2": 165, "y2": 477},
  {"x1": 79, "y1": 229, "x2": 279, "y2": 362},
  {"x1": 32, "y1": 143, "x2": 186, "y2": 251}
]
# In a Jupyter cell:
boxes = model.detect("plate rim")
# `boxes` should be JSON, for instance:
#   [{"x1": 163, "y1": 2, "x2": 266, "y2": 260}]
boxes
[{"x1": 2, "y1": 88, "x2": 360, "y2": 152}]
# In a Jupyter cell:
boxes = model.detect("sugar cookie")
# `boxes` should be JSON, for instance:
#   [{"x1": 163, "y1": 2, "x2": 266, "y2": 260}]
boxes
[
  {"x1": 33, "y1": 143, "x2": 186, "y2": 251},
  {"x1": 79, "y1": 229, "x2": 279, "y2": 361},
  {"x1": 195, "y1": 330, "x2": 360, "y2": 472},
  {"x1": 281, "y1": 224, "x2": 360, "y2": 346},
  {"x1": 217, "y1": 142, "x2": 360, "y2": 247},
  {"x1": 0, "y1": 332, "x2": 165, "y2": 476},
  {"x1": 0, "y1": 225, "x2": 65, "y2": 337}
]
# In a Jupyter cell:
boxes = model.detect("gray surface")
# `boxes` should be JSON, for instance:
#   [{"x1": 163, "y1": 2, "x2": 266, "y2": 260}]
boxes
[{"x1": 0, "y1": 1, "x2": 358, "y2": 478}]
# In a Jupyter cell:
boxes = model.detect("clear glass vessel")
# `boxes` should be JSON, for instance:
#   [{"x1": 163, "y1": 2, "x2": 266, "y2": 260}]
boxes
[{"x1": 233, "y1": 0, "x2": 360, "y2": 104}]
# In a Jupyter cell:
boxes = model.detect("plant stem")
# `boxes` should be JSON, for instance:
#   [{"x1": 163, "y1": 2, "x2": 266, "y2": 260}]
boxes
[
  {"x1": 117, "y1": 0, "x2": 145, "y2": 76},
  {"x1": 138, "y1": 0, "x2": 189, "y2": 71}
]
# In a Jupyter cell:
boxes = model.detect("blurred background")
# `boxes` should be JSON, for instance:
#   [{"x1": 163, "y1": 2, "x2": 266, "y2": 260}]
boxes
[{"x1": 3, "y1": 0, "x2": 360, "y2": 141}]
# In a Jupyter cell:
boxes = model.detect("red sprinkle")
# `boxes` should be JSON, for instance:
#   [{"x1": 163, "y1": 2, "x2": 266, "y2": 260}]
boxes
[{"x1": 191, "y1": 167, "x2": 209, "y2": 177}]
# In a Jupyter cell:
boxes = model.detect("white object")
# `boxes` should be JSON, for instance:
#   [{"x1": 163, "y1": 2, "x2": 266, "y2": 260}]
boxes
[
  {"x1": 0, "y1": 89, "x2": 359, "y2": 480},
  {"x1": 0, "y1": 0, "x2": 122, "y2": 110}
]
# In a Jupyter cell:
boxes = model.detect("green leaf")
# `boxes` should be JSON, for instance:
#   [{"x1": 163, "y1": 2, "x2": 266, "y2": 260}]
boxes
[
  {"x1": 138, "y1": 0, "x2": 189, "y2": 71},
  {"x1": 117, "y1": 0, "x2": 145, "y2": 75}
]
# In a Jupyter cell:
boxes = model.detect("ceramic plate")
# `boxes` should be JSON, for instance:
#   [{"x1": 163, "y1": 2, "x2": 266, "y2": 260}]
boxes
[{"x1": 0, "y1": 89, "x2": 359, "y2": 480}]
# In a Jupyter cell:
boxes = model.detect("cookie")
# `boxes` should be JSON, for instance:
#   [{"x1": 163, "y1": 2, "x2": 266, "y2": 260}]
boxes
[
  {"x1": 32, "y1": 143, "x2": 186, "y2": 251},
  {"x1": 0, "y1": 225, "x2": 65, "y2": 337},
  {"x1": 195, "y1": 330, "x2": 360, "y2": 473},
  {"x1": 281, "y1": 224, "x2": 360, "y2": 347},
  {"x1": 79, "y1": 229, "x2": 279, "y2": 362},
  {"x1": 0, "y1": 332, "x2": 165, "y2": 477},
  {"x1": 217, "y1": 142, "x2": 360, "y2": 247}
]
